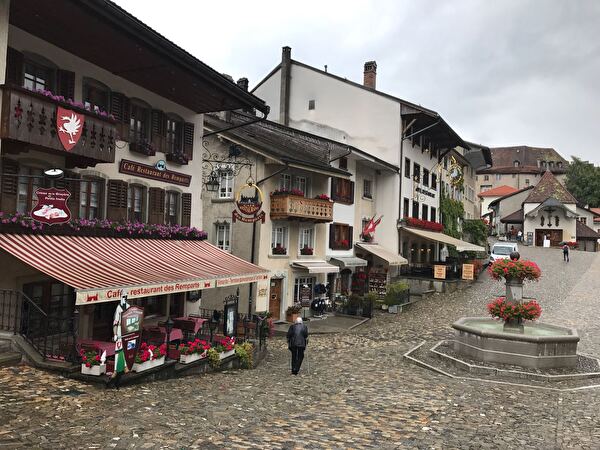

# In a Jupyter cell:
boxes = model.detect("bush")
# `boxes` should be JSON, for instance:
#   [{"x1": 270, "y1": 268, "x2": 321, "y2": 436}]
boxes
[
  {"x1": 384, "y1": 281, "x2": 410, "y2": 306},
  {"x1": 286, "y1": 305, "x2": 301, "y2": 314},
  {"x1": 234, "y1": 342, "x2": 254, "y2": 369}
]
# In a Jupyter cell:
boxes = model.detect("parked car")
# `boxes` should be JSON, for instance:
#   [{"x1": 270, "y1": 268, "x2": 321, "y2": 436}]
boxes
[{"x1": 489, "y1": 242, "x2": 518, "y2": 264}]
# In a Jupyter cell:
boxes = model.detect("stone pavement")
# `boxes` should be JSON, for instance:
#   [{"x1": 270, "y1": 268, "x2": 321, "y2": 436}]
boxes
[
  {"x1": 1, "y1": 245, "x2": 600, "y2": 449},
  {"x1": 273, "y1": 314, "x2": 367, "y2": 335}
]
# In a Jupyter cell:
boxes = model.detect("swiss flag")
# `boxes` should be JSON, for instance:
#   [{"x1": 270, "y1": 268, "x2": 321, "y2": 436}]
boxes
[{"x1": 57, "y1": 107, "x2": 85, "y2": 151}]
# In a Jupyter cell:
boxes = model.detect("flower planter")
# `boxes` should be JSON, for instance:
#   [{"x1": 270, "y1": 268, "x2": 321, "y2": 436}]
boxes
[
  {"x1": 81, "y1": 364, "x2": 106, "y2": 376},
  {"x1": 219, "y1": 349, "x2": 235, "y2": 360},
  {"x1": 286, "y1": 313, "x2": 300, "y2": 323},
  {"x1": 179, "y1": 351, "x2": 207, "y2": 364},
  {"x1": 132, "y1": 356, "x2": 165, "y2": 373}
]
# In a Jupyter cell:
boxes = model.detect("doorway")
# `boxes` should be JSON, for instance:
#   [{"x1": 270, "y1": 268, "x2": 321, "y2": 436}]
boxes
[
  {"x1": 269, "y1": 279, "x2": 282, "y2": 320},
  {"x1": 535, "y1": 229, "x2": 563, "y2": 247}
]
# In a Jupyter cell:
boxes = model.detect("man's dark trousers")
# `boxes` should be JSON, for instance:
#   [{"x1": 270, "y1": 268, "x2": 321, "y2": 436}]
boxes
[{"x1": 291, "y1": 346, "x2": 305, "y2": 374}]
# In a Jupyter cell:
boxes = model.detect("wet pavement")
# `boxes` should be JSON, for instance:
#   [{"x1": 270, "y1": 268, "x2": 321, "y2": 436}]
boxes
[{"x1": 1, "y1": 245, "x2": 600, "y2": 449}]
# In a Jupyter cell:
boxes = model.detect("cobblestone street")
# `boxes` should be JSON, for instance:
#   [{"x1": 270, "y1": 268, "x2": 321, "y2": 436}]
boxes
[{"x1": 1, "y1": 245, "x2": 600, "y2": 449}]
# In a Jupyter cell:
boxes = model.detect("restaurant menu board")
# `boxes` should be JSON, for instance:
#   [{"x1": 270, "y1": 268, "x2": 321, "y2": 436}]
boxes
[
  {"x1": 300, "y1": 286, "x2": 312, "y2": 307},
  {"x1": 434, "y1": 265, "x2": 447, "y2": 279},
  {"x1": 368, "y1": 270, "x2": 388, "y2": 298},
  {"x1": 462, "y1": 264, "x2": 475, "y2": 280},
  {"x1": 120, "y1": 306, "x2": 144, "y2": 369}
]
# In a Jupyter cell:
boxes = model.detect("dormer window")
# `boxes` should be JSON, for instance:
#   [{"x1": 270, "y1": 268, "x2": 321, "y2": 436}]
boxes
[
  {"x1": 513, "y1": 160, "x2": 520, "y2": 167},
  {"x1": 557, "y1": 162, "x2": 563, "y2": 168},
  {"x1": 549, "y1": 161, "x2": 555, "y2": 168},
  {"x1": 541, "y1": 161, "x2": 547, "y2": 169}
]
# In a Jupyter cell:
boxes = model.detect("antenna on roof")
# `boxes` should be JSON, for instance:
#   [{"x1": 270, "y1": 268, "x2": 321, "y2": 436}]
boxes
[{"x1": 324, "y1": 64, "x2": 328, "y2": 72}]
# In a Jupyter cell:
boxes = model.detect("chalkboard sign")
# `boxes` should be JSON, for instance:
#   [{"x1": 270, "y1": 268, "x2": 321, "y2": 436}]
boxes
[
  {"x1": 526, "y1": 232, "x2": 533, "y2": 246},
  {"x1": 300, "y1": 285, "x2": 312, "y2": 307}
]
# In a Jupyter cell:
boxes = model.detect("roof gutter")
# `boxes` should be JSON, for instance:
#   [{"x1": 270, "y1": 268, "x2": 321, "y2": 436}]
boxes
[
  {"x1": 329, "y1": 148, "x2": 353, "y2": 163},
  {"x1": 203, "y1": 109, "x2": 269, "y2": 138}
]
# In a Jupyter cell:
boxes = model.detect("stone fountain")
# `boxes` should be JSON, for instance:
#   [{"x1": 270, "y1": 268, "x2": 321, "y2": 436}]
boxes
[{"x1": 451, "y1": 253, "x2": 579, "y2": 369}]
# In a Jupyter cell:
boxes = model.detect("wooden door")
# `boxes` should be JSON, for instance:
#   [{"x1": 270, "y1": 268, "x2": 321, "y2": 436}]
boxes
[
  {"x1": 535, "y1": 229, "x2": 563, "y2": 247},
  {"x1": 269, "y1": 279, "x2": 282, "y2": 320}
]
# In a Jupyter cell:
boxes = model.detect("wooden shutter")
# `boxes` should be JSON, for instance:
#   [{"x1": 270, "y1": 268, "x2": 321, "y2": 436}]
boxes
[
  {"x1": 5, "y1": 47, "x2": 24, "y2": 86},
  {"x1": 0, "y1": 158, "x2": 19, "y2": 213},
  {"x1": 348, "y1": 180, "x2": 355, "y2": 204},
  {"x1": 57, "y1": 70, "x2": 75, "y2": 100},
  {"x1": 151, "y1": 110, "x2": 166, "y2": 152},
  {"x1": 183, "y1": 122, "x2": 194, "y2": 160},
  {"x1": 329, "y1": 223, "x2": 336, "y2": 249},
  {"x1": 348, "y1": 226, "x2": 353, "y2": 249},
  {"x1": 181, "y1": 193, "x2": 192, "y2": 227},
  {"x1": 55, "y1": 171, "x2": 81, "y2": 219},
  {"x1": 106, "y1": 180, "x2": 128, "y2": 221},
  {"x1": 330, "y1": 178, "x2": 338, "y2": 201},
  {"x1": 148, "y1": 187, "x2": 165, "y2": 224},
  {"x1": 110, "y1": 93, "x2": 131, "y2": 140}
]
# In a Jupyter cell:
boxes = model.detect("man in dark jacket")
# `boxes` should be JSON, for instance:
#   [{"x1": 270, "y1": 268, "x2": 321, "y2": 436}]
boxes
[{"x1": 287, "y1": 317, "x2": 308, "y2": 375}]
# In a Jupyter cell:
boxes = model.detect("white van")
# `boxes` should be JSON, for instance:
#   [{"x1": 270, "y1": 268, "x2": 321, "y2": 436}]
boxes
[{"x1": 490, "y1": 243, "x2": 518, "y2": 264}]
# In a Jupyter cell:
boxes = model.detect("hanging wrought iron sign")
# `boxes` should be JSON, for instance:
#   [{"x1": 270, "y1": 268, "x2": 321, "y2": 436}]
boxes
[
  {"x1": 232, "y1": 181, "x2": 265, "y2": 223},
  {"x1": 448, "y1": 156, "x2": 464, "y2": 189},
  {"x1": 31, "y1": 188, "x2": 71, "y2": 225}
]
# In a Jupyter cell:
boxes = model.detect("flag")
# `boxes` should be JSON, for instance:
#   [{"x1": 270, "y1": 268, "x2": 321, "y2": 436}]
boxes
[{"x1": 363, "y1": 215, "x2": 382, "y2": 236}]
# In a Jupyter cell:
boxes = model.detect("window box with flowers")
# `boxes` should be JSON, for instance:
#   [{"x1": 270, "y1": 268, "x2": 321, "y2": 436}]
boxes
[
  {"x1": 401, "y1": 217, "x2": 444, "y2": 232},
  {"x1": 132, "y1": 343, "x2": 167, "y2": 372},
  {"x1": 272, "y1": 245, "x2": 287, "y2": 255},
  {"x1": 300, "y1": 246, "x2": 314, "y2": 256},
  {"x1": 80, "y1": 349, "x2": 106, "y2": 376},
  {"x1": 215, "y1": 336, "x2": 236, "y2": 360},
  {"x1": 166, "y1": 151, "x2": 189, "y2": 165},
  {"x1": 129, "y1": 139, "x2": 156, "y2": 156},
  {"x1": 178, "y1": 339, "x2": 211, "y2": 364},
  {"x1": 315, "y1": 194, "x2": 330, "y2": 201},
  {"x1": 271, "y1": 188, "x2": 305, "y2": 197}
]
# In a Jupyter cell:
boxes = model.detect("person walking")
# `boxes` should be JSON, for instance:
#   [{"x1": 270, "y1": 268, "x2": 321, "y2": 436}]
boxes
[
  {"x1": 562, "y1": 243, "x2": 570, "y2": 262},
  {"x1": 287, "y1": 317, "x2": 308, "y2": 375},
  {"x1": 517, "y1": 230, "x2": 523, "y2": 243}
]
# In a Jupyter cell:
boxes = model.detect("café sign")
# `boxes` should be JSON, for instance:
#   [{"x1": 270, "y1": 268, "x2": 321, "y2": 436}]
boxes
[
  {"x1": 232, "y1": 182, "x2": 265, "y2": 223},
  {"x1": 119, "y1": 159, "x2": 191, "y2": 187}
]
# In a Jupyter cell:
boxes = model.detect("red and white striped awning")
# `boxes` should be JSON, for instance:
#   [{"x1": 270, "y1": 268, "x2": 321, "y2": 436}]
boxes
[{"x1": 0, "y1": 234, "x2": 268, "y2": 305}]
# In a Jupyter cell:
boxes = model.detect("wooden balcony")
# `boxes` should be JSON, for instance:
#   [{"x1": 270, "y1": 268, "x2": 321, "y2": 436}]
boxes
[
  {"x1": 0, "y1": 85, "x2": 116, "y2": 165},
  {"x1": 270, "y1": 194, "x2": 333, "y2": 223}
]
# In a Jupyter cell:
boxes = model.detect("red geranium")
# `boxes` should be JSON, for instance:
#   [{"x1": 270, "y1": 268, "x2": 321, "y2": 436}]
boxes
[
  {"x1": 488, "y1": 259, "x2": 541, "y2": 282},
  {"x1": 215, "y1": 336, "x2": 235, "y2": 353},
  {"x1": 487, "y1": 297, "x2": 542, "y2": 322},
  {"x1": 405, "y1": 217, "x2": 444, "y2": 232}
]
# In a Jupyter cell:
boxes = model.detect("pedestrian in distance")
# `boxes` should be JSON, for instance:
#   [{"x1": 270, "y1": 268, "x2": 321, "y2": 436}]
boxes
[
  {"x1": 287, "y1": 316, "x2": 308, "y2": 375},
  {"x1": 517, "y1": 229, "x2": 523, "y2": 242},
  {"x1": 562, "y1": 243, "x2": 570, "y2": 262}
]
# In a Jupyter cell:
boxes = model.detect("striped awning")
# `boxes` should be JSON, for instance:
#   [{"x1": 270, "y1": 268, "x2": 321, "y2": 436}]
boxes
[{"x1": 0, "y1": 234, "x2": 268, "y2": 305}]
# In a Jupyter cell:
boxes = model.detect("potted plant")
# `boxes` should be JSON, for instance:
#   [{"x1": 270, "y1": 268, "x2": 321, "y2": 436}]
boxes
[
  {"x1": 215, "y1": 336, "x2": 236, "y2": 360},
  {"x1": 234, "y1": 341, "x2": 254, "y2": 369},
  {"x1": 384, "y1": 281, "x2": 410, "y2": 312},
  {"x1": 300, "y1": 245, "x2": 314, "y2": 255},
  {"x1": 272, "y1": 244, "x2": 287, "y2": 255},
  {"x1": 315, "y1": 194, "x2": 330, "y2": 201},
  {"x1": 132, "y1": 342, "x2": 167, "y2": 372},
  {"x1": 286, "y1": 304, "x2": 302, "y2": 323},
  {"x1": 178, "y1": 338, "x2": 211, "y2": 364},
  {"x1": 487, "y1": 296, "x2": 542, "y2": 331},
  {"x1": 80, "y1": 349, "x2": 106, "y2": 376},
  {"x1": 360, "y1": 233, "x2": 373, "y2": 242}
]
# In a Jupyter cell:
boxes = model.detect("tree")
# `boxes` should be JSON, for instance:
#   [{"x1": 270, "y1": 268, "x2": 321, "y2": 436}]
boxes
[{"x1": 565, "y1": 157, "x2": 600, "y2": 207}]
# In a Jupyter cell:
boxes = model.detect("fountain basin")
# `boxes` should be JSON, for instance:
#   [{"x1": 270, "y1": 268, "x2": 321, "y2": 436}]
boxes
[{"x1": 452, "y1": 317, "x2": 579, "y2": 369}]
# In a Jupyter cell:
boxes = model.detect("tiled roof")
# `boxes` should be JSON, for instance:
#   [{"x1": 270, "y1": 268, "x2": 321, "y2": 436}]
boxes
[
  {"x1": 576, "y1": 220, "x2": 600, "y2": 239},
  {"x1": 524, "y1": 171, "x2": 577, "y2": 204},
  {"x1": 478, "y1": 146, "x2": 567, "y2": 174},
  {"x1": 479, "y1": 185, "x2": 519, "y2": 198},
  {"x1": 500, "y1": 209, "x2": 524, "y2": 223}
]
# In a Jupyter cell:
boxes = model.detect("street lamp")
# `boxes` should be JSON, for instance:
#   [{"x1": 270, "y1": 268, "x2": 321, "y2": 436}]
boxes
[
  {"x1": 164, "y1": 316, "x2": 174, "y2": 360},
  {"x1": 205, "y1": 170, "x2": 220, "y2": 192},
  {"x1": 44, "y1": 168, "x2": 64, "y2": 179}
]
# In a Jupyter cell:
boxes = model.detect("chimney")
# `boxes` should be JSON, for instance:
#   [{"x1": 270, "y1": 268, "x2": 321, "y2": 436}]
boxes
[
  {"x1": 237, "y1": 77, "x2": 249, "y2": 91},
  {"x1": 280, "y1": 46, "x2": 292, "y2": 125},
  {"x1": 363, "y1": 61, "x2": 377, "y2": 89}
]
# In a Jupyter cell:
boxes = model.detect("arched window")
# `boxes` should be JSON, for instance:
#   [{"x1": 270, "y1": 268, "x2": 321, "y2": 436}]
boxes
[
  {"x1": 83, "y1": 77, "x2": 111, "y2": 112},
  {"x1": 165, "y1": 113, "x2": 184, "y2": 154}
]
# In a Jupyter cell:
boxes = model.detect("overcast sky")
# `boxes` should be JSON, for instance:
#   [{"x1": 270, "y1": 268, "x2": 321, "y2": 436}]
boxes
[{"x1": 115, "y1": 0, "x2": 600, "y2": 163}]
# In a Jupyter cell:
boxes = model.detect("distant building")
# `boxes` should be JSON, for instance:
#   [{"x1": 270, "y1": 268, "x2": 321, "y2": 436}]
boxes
[
  {"x1": 477, "y1": 146, "x2": 568, "y2": 194},
  {"x1": 478, "y1": 185, "x2": 518, "y2": 217}
]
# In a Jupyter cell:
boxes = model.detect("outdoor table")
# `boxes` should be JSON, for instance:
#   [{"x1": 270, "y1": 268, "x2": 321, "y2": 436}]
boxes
[
  {"x1": 143, "y1": 325, "x2": 183, "y2": 343},
  {"x1": 78, "y1": 339, "x2": 116, "y2": 357},
  {"x1": 174, "y1": 316, "x2": 207, "y2": 334}
]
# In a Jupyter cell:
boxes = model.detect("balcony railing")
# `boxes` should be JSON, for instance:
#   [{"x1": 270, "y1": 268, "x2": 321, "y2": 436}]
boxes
[
  {"x1": 0, "y1": 85, "x2": 116, "y2": 164},
  {"x1": 270, "y1": 194, "x2": 333, "y2": 222}
]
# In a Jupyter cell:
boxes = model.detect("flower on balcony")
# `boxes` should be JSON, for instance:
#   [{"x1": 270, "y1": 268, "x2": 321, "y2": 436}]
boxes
[
  {"x1": 270, "y1": 188, "x2": 305, "y2": 197},
  {"x1": 25, "y1": 86, "x2": 115, "y2": 120},
  {"x1": 129, "y1": 139, "x2": 156, "y2": 156},
  {"x1": 315, "y1": 194, "x2": 330, "y2": 201},
  {"x1": 402, "y1": 217, "x2": 444, "y2": 232},
  {"x1": 300, "y1": 246, "x2": 314, "y2": 255},
  {"x1": 166, "y1": 151, "x2": 189, "y2": 165},
  {"x1": 272, "y1": 244, "x2": 287, "y2": 255}
]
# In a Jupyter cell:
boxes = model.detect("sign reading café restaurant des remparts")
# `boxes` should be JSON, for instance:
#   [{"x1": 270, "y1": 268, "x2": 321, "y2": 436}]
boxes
[{"x1": 119, "y1": 159, "x2": 191, "y2": 187}]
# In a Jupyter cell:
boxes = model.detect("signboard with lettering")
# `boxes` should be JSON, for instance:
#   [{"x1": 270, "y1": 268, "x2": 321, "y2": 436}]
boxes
[
  {"x1": 300, "y1": 285, "x2": 312, "y2": 307},
  {"x1": 462, "y1": 263, "x2": 474, "y2": 281},
  {"x1": 434, "y1": 265, "x2": 447, "y2": 279},
  {"x1": 232, "y1": 182, "x2": 265, "y2": 223},
  {"x1": 31, "y1": 188, "x2": 71, "y2": 225},
  {"x1": 120, "y1": 306, "x2": 144, "y2": 370},
  {"x1": 119, "y1": 159, "x2": 191, "y2": 186}
]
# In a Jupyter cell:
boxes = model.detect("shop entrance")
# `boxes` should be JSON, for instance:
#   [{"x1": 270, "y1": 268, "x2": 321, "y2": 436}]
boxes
[
  {"x1": 269, "y1": 279, "x2": 282, "y2": 320},
  {"x1": 535, "y1": 229, "x2": 563, "y2": 247},
  {"x1": 22, "y1": 281, "x2": 73, "y2": 335}
]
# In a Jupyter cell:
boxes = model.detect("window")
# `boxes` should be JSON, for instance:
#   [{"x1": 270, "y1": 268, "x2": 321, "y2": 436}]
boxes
[
  {"x1": 481, "y1": 185, "x2": 492, "y2": 192},
  {"x1": 128, "y1": 184, "x2": 145, "y2": 222},
  {"x1": 216, "y1": 222, "x2": 231, "y2": 251},
  {"x1": 412, "y1": 200, "x2": 419, "y2": 219},
  {"x1": 338, "y1": 157, "x2": 348, "y2": 170},
  {"x1": 166, "y1": 115, "x2": 184, "y2": 154},
  {"x1": 299, "y1": 227, "x2": 315, "y2": 252},
  {"x1": 130, "y1": 295, "x2": 164, "y2": 318},
  {"x1": 579, "y1": 217, "x2": 587, "y2": 225},
  {"x1": 165, "y1": 191, "x2": 179, "y2": 224},
  {"x1": 431, "y1": 173, "x2": 437, "y2": 190},
  {"x1": 484, "y1": 175, "x2": 489, "y2": 181},
  {"x1": 23, "y1": 60, "x2": 54, "y2": 91},
  {"x1": 514, "y1": 160, "x2": 520, "y2": 167},
  {"x1": 404, "y1": 157, "x2": 411, "y2": 178},
  {"x1": 17, "y1": 166, "x2": 44, "y2": 214},
  {"x1": 293, "y1": 176, "x2": 310, "y2": 196},
  {"x1": 430, "y1": 207, "x2": 437, "y2": 222},
  {"x1": 557, "y1": 162, "x2": 563, "y2": 168},
  {"x1": 330, "y1": 223, "x2": 352, "y2": 250},
  {"x1": 403, "y1": 198, "x2": 410, "y2": 218},
  {"x1": 279, "y1": 174, "x2": 291, "y2": 191},
  {"x1": 271, "y1": 225, "x2": 289, "y2": 255},
  {"x1": 363, "y1": 179, "x2": 372, "y2": 199},
  {"x1": 80, "y1": 177, "x2": 103, "y2": 219},
  {"x1": 422, "y1": 204, "x2": 428, "y2": 221},
  {"x1": 422, "y1": 169, "x2": 429, "y2": 187},
  {"x1": 443, "y1": 157, "x2": 448, "y2": 170},
  {"x1": 541, "y1": 161, "x2": 547, "y2": 169},
  {"x1": 83, "y1": 78, "x2": 110, "y2": 112},
  {"x1": 495, "y1": 174, "x2": 502, "y2": 181},
  {"x1": 308, "y1": 99, "x2": 315, "y2": 110},
  {"x1": 294, "y1": 277, "x2": 316, "y2": 303},
  {"x1": 219, "y1": 167, "x2": 234, "y2": 199},
  {"x1": 549, "y1": 161, "x2": 555, "y2": 168},
  {"x1": 331, "y1": 178, "x2": 354, "y2": 204},
  {"x1": 525, "y1": 179, "x2": 530, "y2": 186},
  {"x1": 413, "y1": 163, "x2": 421, "y2": 183},
  {"x1": 129, "y1": 100, "x2": 151, "y2": 143}
]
